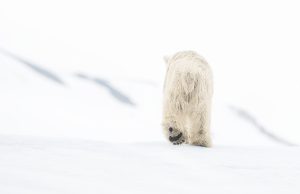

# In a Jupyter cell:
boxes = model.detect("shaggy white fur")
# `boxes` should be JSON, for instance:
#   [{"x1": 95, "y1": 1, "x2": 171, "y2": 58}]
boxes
[{"x1": 162, "y1": 51, "x2": 213, "y2": 147}]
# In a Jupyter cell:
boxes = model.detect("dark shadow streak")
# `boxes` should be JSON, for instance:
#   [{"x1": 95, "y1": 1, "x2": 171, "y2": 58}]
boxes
[
  {"x1": 229, "y1": 105, "x2": 296, "y2": 146},
  {"x1": 76, "y1": 73, "x2": 135, "y2": 106},
  {"x1": 0, "y1": 48, "x2": 64, "y2": 85}
]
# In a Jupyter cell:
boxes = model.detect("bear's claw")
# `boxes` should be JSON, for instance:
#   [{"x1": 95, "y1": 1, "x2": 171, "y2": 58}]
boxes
[{"x1": 173, "y1": 139, "x2": 185, "y2": 145}]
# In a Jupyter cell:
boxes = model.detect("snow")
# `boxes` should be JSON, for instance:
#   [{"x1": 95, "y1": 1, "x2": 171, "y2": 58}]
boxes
[
  {"x1": 1, "y1": 135, "x2": 300, "y2": 194},
  {"x1": 0, "y1": 52, "x2": 283, "y2": 146},
  {"x1": 1, "y1": 0, "x2": 300, "y2": 193},
  {"x1": 1, "y1": 48, "x2": 299, "y2": 194}
]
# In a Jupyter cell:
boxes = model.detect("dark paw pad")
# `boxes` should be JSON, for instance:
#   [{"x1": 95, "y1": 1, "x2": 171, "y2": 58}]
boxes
[
  {"x1": 168, "y1": 127, "x2": 185, "y2": 145},
  {"x1": 169, "y1": 132, "x2": 182, "y2": 142}
]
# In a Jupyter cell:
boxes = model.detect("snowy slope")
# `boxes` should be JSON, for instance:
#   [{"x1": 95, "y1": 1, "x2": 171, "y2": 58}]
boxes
[
  {"x1": 1, "y1": 49, "x2": 299, "y2": 193},
  {"x1": 1, "y1": 0, "x2": 300, "y2": 143},
  {"x1": 0, "y1": 52, "x2": 285, "y2": 146},
  {"x1": 1, "y1": 135, "x2": 300, "y2": 194},
  {"x1": 1, "y1": 0, "x2": 300, "y2": 193}
]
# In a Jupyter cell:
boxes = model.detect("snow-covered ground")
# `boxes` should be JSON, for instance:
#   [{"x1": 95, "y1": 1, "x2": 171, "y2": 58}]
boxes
[
  {"x1": 1, "y1": 135, "x2": 300, "y2": 194},
  {"x1": 1, "y1": 0, "x2": 300, "y2": 193},
  {"x1": 1, "y1": 46, "x2": 299, "y2": 194}
]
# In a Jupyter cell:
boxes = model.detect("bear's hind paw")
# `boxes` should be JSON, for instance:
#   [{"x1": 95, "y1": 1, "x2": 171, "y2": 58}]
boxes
[
  {"x1": 168, "y1": 127, "x2": 185, "y2": 145},
  {"x1": 173, "y1": 139, "x2": 185, "y2": 145}
]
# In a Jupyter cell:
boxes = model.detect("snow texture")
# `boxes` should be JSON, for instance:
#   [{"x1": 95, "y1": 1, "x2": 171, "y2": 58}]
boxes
[
  {"x1": 1, "y1": 0, "x2": 300, "y2": 193},
  {"x1": 1, "y1": 49, "x2": 299, "y2": 194},
  {"x1": 1, "y1": 135, "x2": 300, "y2": 194}
]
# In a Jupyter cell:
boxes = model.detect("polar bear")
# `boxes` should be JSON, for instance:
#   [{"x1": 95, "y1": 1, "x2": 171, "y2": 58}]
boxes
[{"x1": 162, "y1": 51, "x2": 213, "y2": 147}]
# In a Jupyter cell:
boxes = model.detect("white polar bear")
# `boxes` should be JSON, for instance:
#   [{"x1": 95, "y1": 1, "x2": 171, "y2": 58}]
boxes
[{"x1": 162, "y1": 51, "x2": 213, "y2": 147}]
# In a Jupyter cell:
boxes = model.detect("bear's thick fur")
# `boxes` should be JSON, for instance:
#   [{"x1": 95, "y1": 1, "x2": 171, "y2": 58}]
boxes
[{"x1": 162, "y1": 51, "x2": 213, "y2": 147}]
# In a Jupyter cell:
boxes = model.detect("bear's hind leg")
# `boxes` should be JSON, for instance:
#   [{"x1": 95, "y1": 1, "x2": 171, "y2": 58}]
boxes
[
  {"x1": 187, "y1": 107, "x2": 212, "y2": 147},
  {"x1": 189, "y1": 128, "x2": 212, "y2": 147}
]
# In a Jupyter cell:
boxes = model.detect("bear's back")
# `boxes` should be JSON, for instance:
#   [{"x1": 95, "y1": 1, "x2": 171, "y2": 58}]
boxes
[{"x1": 163, "y1": 51, "x2": 213, "y2": 112}]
